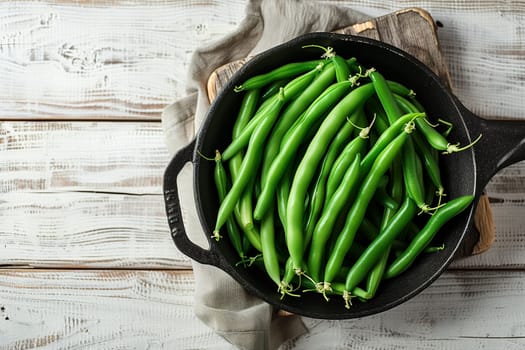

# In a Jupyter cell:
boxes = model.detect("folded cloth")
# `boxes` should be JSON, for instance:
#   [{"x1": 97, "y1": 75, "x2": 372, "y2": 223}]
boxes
[{"x1": 162, "y1": 0, "x2": 370, "y2": 349}]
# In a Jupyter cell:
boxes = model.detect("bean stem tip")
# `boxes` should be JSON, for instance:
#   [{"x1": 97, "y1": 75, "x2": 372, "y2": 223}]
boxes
[
  {"x1": 443, "y1": 133, "x2": 482, "y2": 154},
  {"x1": 301, "y1": 44, "x2": 336, "y2": 59},
  {"x1": 211, "y1": 230, "x2": 222, "y2": 241},
  {"x1": 343, "y1": 290, "x2": 353, "y2": 309}
]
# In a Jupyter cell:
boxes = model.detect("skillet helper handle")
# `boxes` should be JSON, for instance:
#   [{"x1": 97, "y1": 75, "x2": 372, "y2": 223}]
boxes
[
  {"x1": 472, "y1": 116, "x2": 525, "y2": 191},
  {"x1": 163, "y1": 139, "x2": 220, "y2": 266}
]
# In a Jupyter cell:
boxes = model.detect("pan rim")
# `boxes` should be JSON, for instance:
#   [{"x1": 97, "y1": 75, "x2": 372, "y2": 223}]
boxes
[{"x1": 190, "y1": 31, "x2": 478, "y2": 319}]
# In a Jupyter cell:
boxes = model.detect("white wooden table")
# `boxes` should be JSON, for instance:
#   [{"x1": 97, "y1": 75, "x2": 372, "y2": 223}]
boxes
[{"x1": 0, "y1": 1, "x2": 524, "y2": 349}]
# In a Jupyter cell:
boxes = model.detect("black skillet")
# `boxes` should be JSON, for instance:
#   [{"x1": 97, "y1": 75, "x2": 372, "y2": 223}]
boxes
[{"x1": 163, "y1": 32, "x2": 525, "y2": 319}]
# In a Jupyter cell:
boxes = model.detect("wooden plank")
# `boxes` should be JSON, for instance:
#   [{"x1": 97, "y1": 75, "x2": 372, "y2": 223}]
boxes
[
  {"x1": 423, "y1": 8, "x2": 525, "y2": 120},
  {"x1": 339, "y1": 2, "x2": 525, "y2": 120},
  {"x1": 335, "y1": 8, "x2": 451, "y2": 85},
  {"x1": 0, "y1": 270, "x2": 234, "y2": 350},
  {"x1": 0, "y1": 192, "x2": 190, "y2": 268},
  {"x1": 1, "y1": 1, "x2": 523, "y2": 121},
  {"x1": 1, "y1": 269, "x2": 525, "y2": 349},
  {"x1": 0, "y1": 178, "x2": 524, "y2": 270},
  {"x1": 451, "y1": 197, "x2": 525, "y2": 269},
  {"x1": 0, "y1": 121, "x2": 194, "y2": 268},
  {"x1": 0, "y1": 121, "x2": 521, "y2": 269},
  {"x1": 295, "y1": 270, "x2": 525, "y2": 349},
  {"x1": 0, "y1": 122, "x2": 169, "y2": 193},
  {"x1": 206, "y1": 3, "x2": 525, "y2": 121},
  {"x1": 0, "y1": 0, "x2": 245, "y2": 120},
  {"x1": 452, "y1": 162, "x2": 525, "y2": 268},
  {"x1": 485, "y1": 162, "x2": 525, "y2": 194},
  {"x1": 207, "y1": 8, "x2": 451, "y2": 100}
]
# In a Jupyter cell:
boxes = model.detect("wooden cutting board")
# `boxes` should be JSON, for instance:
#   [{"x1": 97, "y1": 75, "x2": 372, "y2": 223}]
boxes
[{"x1": 206, "y1": 7, "x2": 494, "y2": 257}]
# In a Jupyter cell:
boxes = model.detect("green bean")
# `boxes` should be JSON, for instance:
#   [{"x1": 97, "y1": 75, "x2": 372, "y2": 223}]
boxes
[
  {"x1": 286, "y1": 83, "x2": 376, "y2": 275},
  {"x1": 227, "y1": 90, "x2": 262, "y2": 253},
  {"x1": 234, "y1": 59, "x2": 325, "y2": 92},
  {"x1": 394, "y1": 93, "x2": 419, "y2": 114},
  {"x1": 395, "y1": 93, "x2": 482, "y2": 155},
  {"x1": 303, "y1": 108, "x2": 365, "y2": 244},
  {"x1": 260, "y1": 207, "x2": 282, "y2": 289},
  {"x1": 234, "y1": 177, "x2": 262, "y2": 252},
  {"x1": 259, "y1": 62, "x2": 336, "y2": 185},
  {"x1": 276, "y1": 166, "x2": 293, "y2": 229},
  {"x1": 386, "y1": 80, "x2": 416, "y2": 98},
  {"x1": 360, "y1": 112, "x2": 425, "y2": 175},
  {"x1": 321, "y1": 122, "x2": 414, "y2": 293},
  {"x1": 333, "y1": 55, "x2": 351, "y2": 82},
  {"x1": 279, "y1": 257, "x2": 298, "y2": 296},
  {"x1": 343, "y1": 196, "x2": 418, "y2": 304},
  {"x1": 325, "y1": 127, "x2": 369, "y2": 205},
  {"x1": 360, "y1": 247, "x2": 390, "y2": 300},
  {"x1": 414, "y1": 132, "x2": 445, "y2": 199},
  {"x1": 229, "y1": 92, "x2": 279, "y2": 149},
  {"x1": 384, "y1": 195, "x2": 475, "y2": 279},
  {"x1": 307, "y1": 154, "x2": 361, "y2": 282},
  {"x1": 395, "y1": 94, "x2": 446, "y2": 203},
  {"x1": 303, "y1": 163, "x2": 328, "y2": 250},
  {"x1": 254, "y1": 79, "x2": 355, "y2": 220},
  {"x1": 213, "y1": 150, "x2": 245, "y2": 258},
  {"x1": 222, "y1": 66, "x2": 321, "y2": 161},
  {"x1": 330, "y1": 137, "x2": 368, "y2": 189},
  {"x1": 345, "y1": 250, "x2": 391, "y2": 303},
  {"x1": 232, "y1": 90, "x2": 261, "y2": 140},
  {"x1": 260, "y1": 78, "x2": 290, "y2": 102},
  {"x1": 389, "y1": 159, "x2": 406, "y2": 211},
  {"x1": 369, "y1": 70, "x2": 403, "y2": 124},
  {"x1": 402, "y1": 137, "x2": 433, "y2": 213},
  {"x1": 214, "y1": 92, "x2": 286, "y2": 241},
  {"x1": 354, "y1": 158, "x2": 405, "y2": 304}
]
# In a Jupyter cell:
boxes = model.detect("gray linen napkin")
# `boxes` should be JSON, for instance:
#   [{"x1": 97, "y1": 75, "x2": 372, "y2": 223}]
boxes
[{"x1": 162, "y1": 1, "x2": 370, "y2": 349}]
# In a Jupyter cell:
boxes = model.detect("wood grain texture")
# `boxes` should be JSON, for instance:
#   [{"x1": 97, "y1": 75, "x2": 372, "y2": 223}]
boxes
[
  {"x1": 0, "y1": 184, "x2": 523, "y2": 270},
  {"x1": 319, "y1": 1, "x2": 525, "y2": 120},
  {"x1": 0, "y1": 0, "x2": 246, "y2": 120},
  {"x1": 0, "y1": 122, "x2": 169, "y2": 193},
  {"x1": 0, "y1": 270, "x2": 234, "y2": 350},
  {"x1": 207, "y1": 8, "x2": 451, "y2": 100},
  {"x1": 1, "y1": 269, "x2": 525, "y2": 349},
  {"x1": 288, "y1": 270, "x2": 525, "y2": 349},
  {"x1": 0, "y1": 121, "x2": 192, "y2": 268},
  {"x1": 334, "y1": 7, "x2": 451, "y2": 85},
  {"x1": 0, "y1": 121, "x2": 522, "y2": 269},
  {"x1": 451, "y1": 197, "x2": 525, "y2": 269},
  {"x1": 0, "y1": 1, "x2": 523, "y2": 348},
  {"x1": 0, "y1": 192, "x2": 189, "y2": 268}
]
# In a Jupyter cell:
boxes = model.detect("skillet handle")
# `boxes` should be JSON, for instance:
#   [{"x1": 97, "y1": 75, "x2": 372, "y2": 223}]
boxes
[
  {"x1": 462, "y1": 106, "x2": 525, "y2": 191},
  {"x1": 163, "y1": 139, "x2": 221, "y2": 266}
]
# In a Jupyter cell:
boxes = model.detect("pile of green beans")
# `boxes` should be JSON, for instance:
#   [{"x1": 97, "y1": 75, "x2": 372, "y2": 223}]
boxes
[{"x1": 208, "y1": 46, "x2": 477, "y2": 308}]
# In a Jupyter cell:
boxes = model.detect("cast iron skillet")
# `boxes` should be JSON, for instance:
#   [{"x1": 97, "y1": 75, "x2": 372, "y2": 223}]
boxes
[{"x1": 163, "y1": 32, "x2": 525, "y2": 319}]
